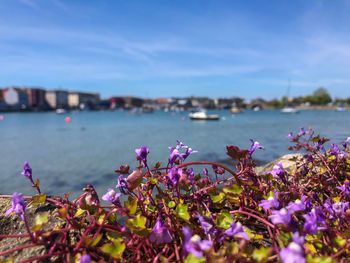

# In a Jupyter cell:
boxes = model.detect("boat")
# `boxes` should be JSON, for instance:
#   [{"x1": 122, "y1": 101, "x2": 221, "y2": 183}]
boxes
[
  {"x1": 230, "y1": 107, "x2": 243, "y2": 114},
  {"x1": 281, "y1": 107, "x2": 299, "y2": 114},
  {"x1": 253, "y1": 106, "x2": 261, "y2": 112},
  {"x1": 56, "y1": 108, "x2": 66, "y2": 114},
  {"x1": 280, "y1": 80, "x2": 299, "y2": 114},
  {"x1": 189, "y1": 111, "x2": 220, "y2": 121},
  {"x1": 336, "y1": 106, "x2": 346, "y2": 112}
]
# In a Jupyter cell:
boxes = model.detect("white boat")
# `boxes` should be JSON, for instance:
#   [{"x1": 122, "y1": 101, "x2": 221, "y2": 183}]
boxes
[
  {"x1": 336, "y1": 107, "x2": 346, "y2": 112},
  {"x1": 230, "y1": 107, "x2": 243, "y2": 114},
  {"x1": 253, "y1": 106, "x2": 261, "y2": 112},
  {"x1": 56, "y1": 108, "x2": 66, "y2": 114},
  {"x1": 189, "y1": 111, "x2": 220, "y2": 121},
  {"x1": 281, "y1": 107, "x2": 299, "y2": 114}
]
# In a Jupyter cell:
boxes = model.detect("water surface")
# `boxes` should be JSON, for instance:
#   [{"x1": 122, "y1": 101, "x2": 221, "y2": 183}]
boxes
[{"x1": 0, "y1": 110, "x2": 349, "y2": 196}]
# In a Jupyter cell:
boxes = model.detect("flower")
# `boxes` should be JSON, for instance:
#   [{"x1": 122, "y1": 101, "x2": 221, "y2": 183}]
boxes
[
  {"x1": 116, "y1": 175, "x2": 129, "y2": 194},
  {"x1": 330, "y1": 144, "x2": 341, "y2": 156},
  {"x1": 168, "y1": 141, "x2": 197, "y2": 167},
  {"x1": 287, "y1": 132, "x2": 294, "y2": 141},
  {"x1": 337, "y1": 182, "x2": 350, "y2": 198},
  {"x1": 259, "y1": 192, "x2": 280, "y2": 210},
  {"x1": 287, "y1": 196, "x2": 307, "y2": 214},
  {"x1": 271, "y1": 163, "x2": 285, "y2": 181},
  {"x1": 187, "y1": 168, "x2": 195, "y2": 182},
  {"x1": 197, "y1": 215, "x2": 213, "y2": 236},
  {"x1": 248, "y1": 140, "x2": 263, "y2": 156},
  {"x1": 5, "y1": 192, "x2": 26, "y2": 220},
  {"x1": 224, "y1": 222, "x2": 250, "y2": 240},
  {"x1": 332, "y1": 202, "x2": 349, "y2": 217},
  {"x1": 135, "y1": 145, "x2": 149, "y2": 166},
  {"x1": 212, "y1": 165, "x2": 225, "y2": 175},
  {"x1": 80, "y1": 254, "x2": 91, "y2": 263},
  {"x1": 149, "y1": 217, "x2": 173, "y2": 245},
  {"x1": 182, "y1": 227, "x2": 212, "y2": 258},
  {"x1": 102, "y1": 189, "x2": 121, "y2": 204},
  {"x1": 298, "y1": 127, "x2": 306, "y2": 136},
  {"x1": 269, "y1": 208, "x2": 291, "y2": 225},
  {"x1": 168, "y1": 167, "x2": 182, "y2": 186},
  {"x1": 303, "y1": 208, "x2": 325, "y2": 234},
  {"x1": 22, "y1": 161, "x2": 32, "y2": 179},
  {"x1": 280, "y1": 232, "x2": 305, "y2": 263}
]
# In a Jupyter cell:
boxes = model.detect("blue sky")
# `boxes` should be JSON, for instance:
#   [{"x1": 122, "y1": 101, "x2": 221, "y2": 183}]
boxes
[{"x1": 1, "y1": 0, "x2": 350, "y2": 99}]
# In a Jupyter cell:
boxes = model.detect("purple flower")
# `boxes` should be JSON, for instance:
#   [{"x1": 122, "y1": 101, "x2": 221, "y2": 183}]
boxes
[
  {"x1": 224, "y1": 222, "x2": 250, "y2": 240},
  {"x1": 116, "y1": 175, "x2": 129, "y2": 194},
  {"x1": 287, "y1": 196, "x2": 307, "y2": 214},
  {"x1": 80, "y1": 254, "x2": 91, "y2": 263},
  {"x1": 212, "y1": 165, "x2": 225, "y2": 175},
  {"x1": 280, "y1": 232, "x2": 305, "y2": 263},
  {"x1": 303, "y1": 208, "x2": 325, "y2": 234},
  {"x1": 337, "y1": 182, "x2": 350, "y2": 198},
  {"x1": 5, "y1": 192, "x2": 26, "y2": 220},
  {"x1": 102, "y1": 189, "x2": 121, "y2": 204},
  {"x1": 182, "y1": 227, "x2": 212, "y2": 258},
  {"x1": 298, "y1": 127, "x2": 306, "y2": 136},
  {"x1": 248, "y1": 140, "x2": 264, "y2": 156},
  {"x1": 345, "y1": 137, "x2": 350, "y2": 144},
  {"x1": 187, "y1": 168, "x2": 195, "y2": 182},
  {"x1": 323, "y1": 199, "x2": 335, "y2": 219},
  {"x1": 197, "y1": 215, "x2": 213, "y2": 236},
  {"x1": 168, "y1": 167, "x2": 182, "y2": 186},
  {"x1": 287, "y1": 132, "x2": 294, "y2": 141},
  {"x1": 22, "y1": 161, "x2": 32, "y2": 179},
  {"x1": 149, "y1": 217, "x2": 173, "y2": 245},
  {"x1": 135, "y1": 145, "x2": 149, "y2": 166},
  {"x1": 269, "y1": 208, "x2": 291, "y2": 225},
  {"x1": 330, "y1": 144, "x2": 340, "y2": 156},
  {"x1": 169, "y1": 147, "x2": 181, "y2": 166},
  {"x1": 259, "y1": 192, "x2": 280, "y2": 210},
  {"x1": 168, "y1": 141, "x2": 197, "y2": 167},
  {"x1": 203, "y1": 168, "x2": 208, "y2": 178},
  {"x1": 332, "y1": 202, "x2": 349, "y2": 217},
  {"x1": 271, "y1": 163, "x2": 285, "y2": 180}
]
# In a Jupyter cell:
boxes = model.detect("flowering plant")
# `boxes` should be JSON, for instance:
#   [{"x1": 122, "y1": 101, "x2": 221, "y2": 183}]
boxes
[{"x1": 1, "y1": 129, "x2": 350, "y2": 262}]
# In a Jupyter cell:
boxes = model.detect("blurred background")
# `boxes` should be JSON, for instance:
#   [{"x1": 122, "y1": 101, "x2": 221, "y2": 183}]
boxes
[{"x1": 1, "y1": 0, "x2": 350, "y2": 196}]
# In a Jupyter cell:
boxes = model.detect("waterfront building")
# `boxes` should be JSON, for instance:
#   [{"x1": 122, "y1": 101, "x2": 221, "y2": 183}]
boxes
[
  {"x1": 45, "y1": 90, "x2": 69, "y2": 109},
  {"x1": 26, "y1": 88, "x2": 48, "y2": 110},
  {"x1": 109, "y1": 96, "x2": 144, "y2": 109},
  {"x1": 68, "y1": 92, "x2": 100, "y2": 110},
  {"x1": 2, "y1": 87, "x2": 29, "y2": 111}
]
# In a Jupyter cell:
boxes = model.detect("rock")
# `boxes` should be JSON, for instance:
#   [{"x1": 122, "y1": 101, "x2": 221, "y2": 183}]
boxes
[
  {"x1": 255, "y1": 153, "x2": 303, "y2": 175},
  {"x1": 0, "y1": 197, "x2": 60, "y2": 262}
]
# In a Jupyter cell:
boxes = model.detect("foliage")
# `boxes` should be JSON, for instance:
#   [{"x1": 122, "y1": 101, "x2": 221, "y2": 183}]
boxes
[{"x1": 1, "y1": 129, "x2": 350, "y2": 262}]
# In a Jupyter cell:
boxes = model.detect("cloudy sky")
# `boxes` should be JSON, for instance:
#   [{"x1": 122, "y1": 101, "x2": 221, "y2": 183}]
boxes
[{"x1": 1, "y1": 0, "x2": 350, "y2": 99}]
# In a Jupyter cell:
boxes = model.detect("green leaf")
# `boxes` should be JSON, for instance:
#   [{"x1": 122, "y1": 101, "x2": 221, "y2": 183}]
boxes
[
  {"x1": 101, "y1": 239, "x2": 125, "y2": 259},
  {"x1": 168, "y1": 201, "x2": 176, "y2": 208},
  {"x1": 124, "y1": 196, "x2": 138, "y2": 215},
  {"x1": 176, "y1": 203, "x2": 190, "y2": 221},
  {"x1": 85, "y1": 233, "x2": 103, "y2": 247},
  {"x1": 306, "y1": 255, "x2": 334, "y2": 263},
  {"x1": 253, "y1": 247, "x2": 271, "y2": 262},
  {"x1": 126, "y1": 214, "x2": 147, "y2": 231},
  {"x1": 31, "y1": 194, "x2": 46, "y2": 205},
  {"x1": 216, "y1": 211, "x2": 233, "y2": 229},
  {"x1": 223, "y1": 185, "x2": 243, "y2": 195},
  {"x1": 211, "y1": 192, "x2": 225, "y2": 203},
  {"x1": 74, "y1": 208, "x2": 86, "y2": 218},
  {"x1": 32, "y1": 212, "x2": 49, "y2": 231},
  {"x1": 184, "y1": 254, "x2": 206, "y2": 263}
]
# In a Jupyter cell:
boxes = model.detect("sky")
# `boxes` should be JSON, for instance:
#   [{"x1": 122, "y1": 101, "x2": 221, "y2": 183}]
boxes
[{"x1": 1, "y1": 0, "x2": 350, "y2": 99}]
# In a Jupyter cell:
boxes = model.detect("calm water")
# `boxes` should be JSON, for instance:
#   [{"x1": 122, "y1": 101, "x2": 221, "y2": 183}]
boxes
[{"x1": 1, "y1": 110, "x2": 349, "y2": 196}]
